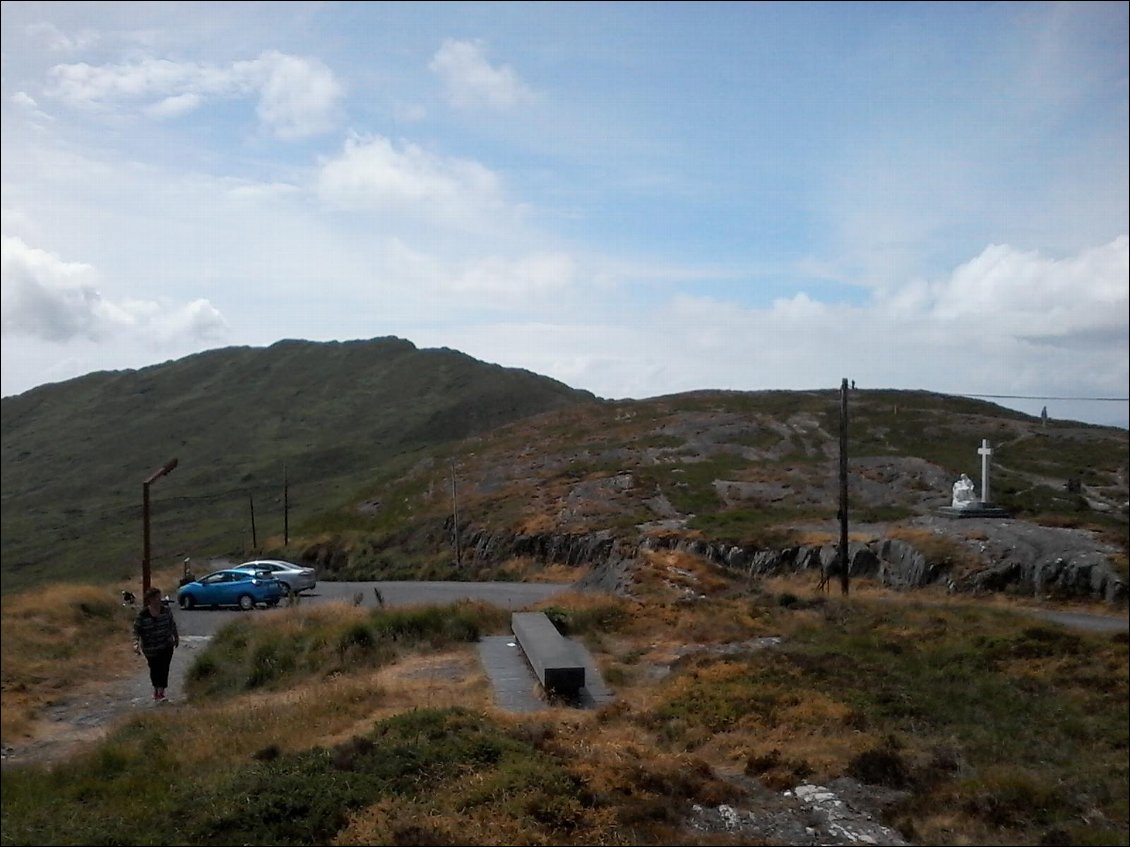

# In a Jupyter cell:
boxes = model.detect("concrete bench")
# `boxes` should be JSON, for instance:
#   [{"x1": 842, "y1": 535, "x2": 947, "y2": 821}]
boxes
[{"x1": 511, "y1": 611, "x2": 585, "y2": 697}]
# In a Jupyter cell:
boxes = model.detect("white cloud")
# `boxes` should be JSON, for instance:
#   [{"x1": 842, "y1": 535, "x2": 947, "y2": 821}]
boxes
[
  {"x1": 450, "y1": 253, "x2": 576, "y2": 299},
  {"x1": 10, "y1": 91, "x2": 39, "y2": 109},
  {"x1": 150, "y1": 298, "x2": 230, "y2": 343},
  {"x1": 45, "y1": 51, "x2": 342, "y2": 138},
  {"x1": 316, "y1": 134, "x2": 511, "y2": 227},
  {"x1": 2, "y1": 235, "x2": 103, "y2": 341},
  {"x1": 1, "y1": 235, "x2": 227, "y2": 344},
  {"x1": 145, "y1": 92, "x2": 202, "y2": 119},
  {"x1": 420, "y1": 236, "x2": 1128, "y2": 426},
  {"x1": 429, "y1": 38, "x2": 537, "y2": 110},
  {"x1": 48, "y1": 58, "x2": 210, "y2": 105},
  {"x1": 241, "y1": 50, "x2": 343, "y2": 139},
  {"x1": 887, "y1": 237, "x2": 1129, "y2": 341},
  {"x1": 24, "y1": 20, "x2": 99, "y2": 53}
]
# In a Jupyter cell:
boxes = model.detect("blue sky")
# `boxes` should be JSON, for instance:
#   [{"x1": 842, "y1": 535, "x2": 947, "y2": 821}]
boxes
[{"x1": 2, "y1": 1, "x2": 1127, "y2": 428}]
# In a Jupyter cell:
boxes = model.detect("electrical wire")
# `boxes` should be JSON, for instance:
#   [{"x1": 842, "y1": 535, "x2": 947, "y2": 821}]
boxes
[{"x1": 954, "y1": 393, "x2": 1128, "y2": 402}]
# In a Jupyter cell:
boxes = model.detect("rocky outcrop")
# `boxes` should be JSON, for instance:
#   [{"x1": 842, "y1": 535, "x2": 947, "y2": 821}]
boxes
[
  {"x1": 960, "y1": 553, "x2": 1127, "y2": 604},
  {"x1": 455, "y1": 523, "x2": 1127, "y2": 606}
]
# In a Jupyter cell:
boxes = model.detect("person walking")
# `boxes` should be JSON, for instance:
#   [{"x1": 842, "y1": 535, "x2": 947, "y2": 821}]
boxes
[{"x1": 133, "y1": 587, "x2": 179, "y2": 701}]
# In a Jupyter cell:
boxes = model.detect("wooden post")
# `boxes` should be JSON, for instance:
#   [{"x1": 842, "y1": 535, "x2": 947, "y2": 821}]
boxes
[
  {"x1": 141, "y1": 458, "x2": 178, "y2": 596},
  {"x1": 142, "y1": 481, "x2": 152, "y2": 595},
  {"x1": 283, "y1": 464, "x2": 289, "y2": 545},
  {"x1": 451, "y1": 460, "x2": 461, "y2": 567},
  {"x1": 249, "y1": 492, "x2": 257, "y2": 550},
  {"x1": 839, "y1": 378, "x2": 850, "y2": 596}
]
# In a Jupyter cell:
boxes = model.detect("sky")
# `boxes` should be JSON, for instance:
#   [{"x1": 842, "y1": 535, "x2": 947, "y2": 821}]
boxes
[{"x1": 2, "y1": 2, "x2": 1127, "y2": 429}]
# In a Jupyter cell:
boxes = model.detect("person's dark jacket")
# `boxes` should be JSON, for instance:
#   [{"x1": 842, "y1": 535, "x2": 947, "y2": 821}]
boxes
[{"x1": 133, "y1": 605, "x2": 178, "y2": 657}]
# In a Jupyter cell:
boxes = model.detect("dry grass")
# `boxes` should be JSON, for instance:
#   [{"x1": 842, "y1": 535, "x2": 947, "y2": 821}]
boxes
[
  {"x1": 0, "y1": 582, "x2": 137, "y2": 742},
  {"x1": 3, "y1": 564, "x2": 1127, "y2": 847}
]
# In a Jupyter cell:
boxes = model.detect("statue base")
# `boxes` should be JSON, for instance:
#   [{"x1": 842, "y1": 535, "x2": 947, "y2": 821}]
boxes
[{"x1": 936, "y1": 502, "x2": 1011, "y2": 519}]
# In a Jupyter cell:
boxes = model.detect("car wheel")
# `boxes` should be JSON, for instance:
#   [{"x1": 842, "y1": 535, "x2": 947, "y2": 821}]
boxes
[
  {"x1": 281, "y1": 582, "x2": 293, "y2": 597},
  {"x1": 181, "y1": 594, "x2": 196, "y2": 610},
  {"x1": 238, "y1": 594, "x2": 255, "y2": 611}
]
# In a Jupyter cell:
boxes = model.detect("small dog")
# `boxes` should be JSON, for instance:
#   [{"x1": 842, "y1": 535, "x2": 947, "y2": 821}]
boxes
[{"x1": 121, "y1": 590, "x2": 136, "y2": 605}]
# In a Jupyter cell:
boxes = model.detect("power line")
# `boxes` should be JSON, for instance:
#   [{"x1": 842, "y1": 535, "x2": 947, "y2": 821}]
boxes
[{"x1": 956, "y1": 393, "x2": 1128, "y2": 402}]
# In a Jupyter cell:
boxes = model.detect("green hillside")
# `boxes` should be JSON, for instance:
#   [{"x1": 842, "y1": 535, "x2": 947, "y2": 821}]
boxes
[{"x1": 0, "y1": 337, "x2": 596, "y2": 593}]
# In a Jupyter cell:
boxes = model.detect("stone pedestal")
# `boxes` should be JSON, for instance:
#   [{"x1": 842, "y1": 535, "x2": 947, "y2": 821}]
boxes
[{"x1": 936, "y1": 501, "x2": 1010, "y2": 519}]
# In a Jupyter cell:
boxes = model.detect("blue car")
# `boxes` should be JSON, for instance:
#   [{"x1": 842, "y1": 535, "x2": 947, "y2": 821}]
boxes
[{"x1": 176, "y1": 568, "x2": 284, "y2": 611}]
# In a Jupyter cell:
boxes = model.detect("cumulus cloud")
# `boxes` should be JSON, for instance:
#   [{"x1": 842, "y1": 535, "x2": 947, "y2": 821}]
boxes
[
  {"x1": 881, "y1": 236, "x2": 1129, "y2": 342},
  {"x1": 1, "y1": 236, "x2": 227, "y2": 344},
  {"x1": 46, "y1": 51, "x2": 342, "y2": 138},
  {"x1": 240, "y1": 51, "x2": 343, "y2": 139},
  {"x1": 428, "y1": 235, "x2": 1128, "y2": 421},
  {"x1": 316, "y1": 134, "x2": 510, "y2": 226},
  {"x1": 429, "y1": 38, "x2": 537, "y2": 110}
]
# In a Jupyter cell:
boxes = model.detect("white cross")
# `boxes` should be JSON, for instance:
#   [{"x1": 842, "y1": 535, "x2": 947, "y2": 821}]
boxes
[{"x1": 977, "y1": 439, "x2": 993, "y2": 504}]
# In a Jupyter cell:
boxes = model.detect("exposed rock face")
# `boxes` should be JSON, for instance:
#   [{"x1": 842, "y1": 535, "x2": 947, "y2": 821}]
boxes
[{"x1": 456, "y1": 519, "x2": 1128, "y2": 605}]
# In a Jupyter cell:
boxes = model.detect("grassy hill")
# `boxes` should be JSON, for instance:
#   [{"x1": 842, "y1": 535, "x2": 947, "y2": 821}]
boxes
[
  {"x1": 0, "y1": 337, "x2": 595, "y2": 593},
  {"x1": 3, "y1": 339, "x2": 1127, "y2": 597},
  {"x1": 262, "y1": 387, "x2": 1130, "y2": 588}
]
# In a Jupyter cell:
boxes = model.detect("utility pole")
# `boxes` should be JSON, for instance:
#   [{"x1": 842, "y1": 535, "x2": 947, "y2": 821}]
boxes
[
  {"x1": 451, "y1": 460, "x2": 461, "y2": 568},
  {"x1": 249, "y1": 492, "x2": 257, "y2": 551},
  {"x1": 283, "y1": 463, "x2": 289, "y2": 546},
  {"x1": 839, "y1": 378, "x2": 850, "y2": 596},
  {"x1": 141, "y1": 458, "x2": 178, "y2": 595}
]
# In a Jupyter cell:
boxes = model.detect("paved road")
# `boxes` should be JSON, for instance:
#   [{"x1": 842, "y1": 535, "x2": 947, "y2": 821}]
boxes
[{"x1": 173, "y1": 580, "x2": 574, "y2": 637}]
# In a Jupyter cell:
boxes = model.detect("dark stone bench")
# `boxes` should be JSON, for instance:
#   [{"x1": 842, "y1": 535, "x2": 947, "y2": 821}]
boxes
[{"x1": 511, "y1": 611, "x2": 585, "y2": 697}]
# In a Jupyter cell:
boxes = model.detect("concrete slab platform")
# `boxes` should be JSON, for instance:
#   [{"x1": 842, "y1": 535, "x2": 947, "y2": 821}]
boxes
[
  {"x1": 477, "y1": 634, "x2": 615, "y2": 713},
  {"x1": 477, "y1": 635, "x2": 546, "y2": 713}
]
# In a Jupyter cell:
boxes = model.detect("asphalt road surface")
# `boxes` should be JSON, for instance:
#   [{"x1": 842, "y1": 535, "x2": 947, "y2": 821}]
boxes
[
  {"x1": 173, "y1": 580, "x2": 573, "y2": 638},
  {"x1": 171, "y1": 577, "x2": 1129, "y2": 640}
]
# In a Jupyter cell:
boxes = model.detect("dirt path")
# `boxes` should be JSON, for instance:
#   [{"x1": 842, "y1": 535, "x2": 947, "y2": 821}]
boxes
[{"x1": 0, "y1": 635, "x2": 210, "y2": 770}]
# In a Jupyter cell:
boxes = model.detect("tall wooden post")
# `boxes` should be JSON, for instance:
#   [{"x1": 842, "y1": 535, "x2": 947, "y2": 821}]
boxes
[
  {"x1": 283, "y1": 464, "x2": 289, "y2": 545},
  {"x1": 142, "y1": 481, "x2": 152, "y2": 595},
  {"x1": 141, "y1": 458, "x2": 178, "y2": 596},
  {"x1": 839, "y1": 379, "x2": 850, "y2": 596},
  {"x1": 249, "y1": 492, "x2": 257, "y2": 550},
  {"x1": 451, "y1": 460, "x2": 461, "y2": 568}
]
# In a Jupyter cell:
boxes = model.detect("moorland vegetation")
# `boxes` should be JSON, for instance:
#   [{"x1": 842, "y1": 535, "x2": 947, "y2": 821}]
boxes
[
  {"x1": 2, "y1": 338, "x2": 1128, "y2": 845},
  {"x1": 1, "y1": 562, "x2": 1127, "y2": 845}
]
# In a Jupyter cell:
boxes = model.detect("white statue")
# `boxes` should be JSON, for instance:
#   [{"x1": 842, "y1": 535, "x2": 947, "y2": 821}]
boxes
[{"x1": 952, "y1": 473, "x2": 977, "y2": 509}]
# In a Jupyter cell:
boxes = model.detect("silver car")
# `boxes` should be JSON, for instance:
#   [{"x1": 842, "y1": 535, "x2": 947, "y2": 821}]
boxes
[{"x1": 233, "y1": 559, "x2": 317, "y2": 596}]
